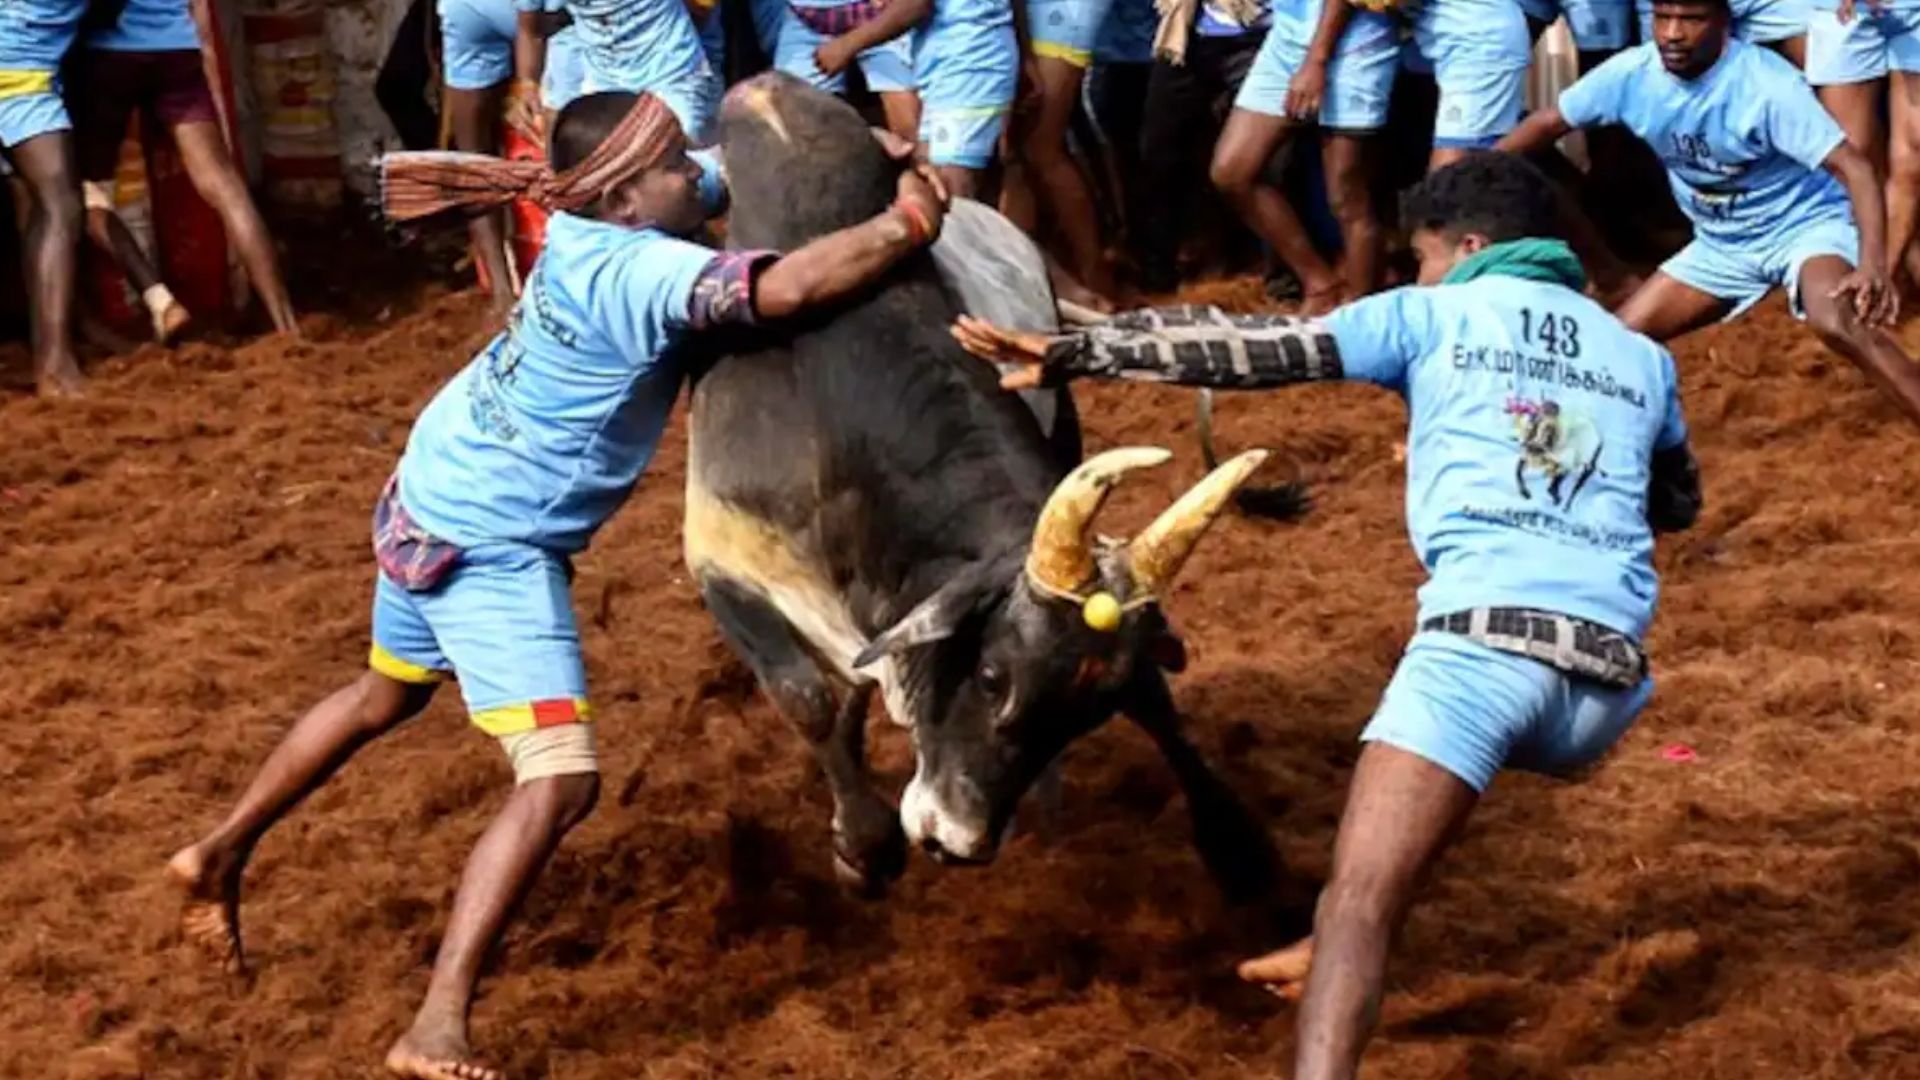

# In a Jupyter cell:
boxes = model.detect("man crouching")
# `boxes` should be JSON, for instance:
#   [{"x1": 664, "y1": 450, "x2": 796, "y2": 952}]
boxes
[
  {"x1": 953, "y1": 152, "x2": 1702, "y2": 1080},
  {"x1": 166, "y1": 90, "x2": 946, "y2": 1080}
]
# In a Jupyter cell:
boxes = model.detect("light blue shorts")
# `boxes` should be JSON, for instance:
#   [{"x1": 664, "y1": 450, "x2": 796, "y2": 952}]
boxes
[
  {"x1": 1807, "y1": 4, "x2": 1920, "y2": 85},
  {"x1": 1663, "y1": 217, "x2": 1859, "y2": 320},
  {"x1": 0, "y1": 79, "x2": 70, "y2": 149},
  {"x1": 439, "y1": 0, "x2": 518, "y2": 91},
  {"x1": 920, "y1": 102, "x2": 1011, "y2": 166},
  {"x1": 1638, "y1": 0, "x2": 1814, "y2": 44},
  {"x1": 582, "y1": 60, "x2": 722, "y2": 144},
  {"x1": 775, "y1": 10, "x2": 915, "y2": 93},
  {"x1": 369, "y1": 543, "x2": 591, "y2": 736},
  {"x1": 1234, "y1": 32, "x2": 1399, "y2": 132},
  {"x1": 1028, "y1": 0, "x2": 1116, "y2": 66},
  {"x1": 1521, "y1": 0, "x2": 1633, "y2": 50},
  {"x1": 1432, "y1": 55, "x2": 1528, "y2": 148},
  {"x1": 541, "y1": 25, "x2": 587, "y2": 111},
  {"x1": 1361, "y1": 632, "x2": 1652, "y2": 793},
  {"x1": 917, "y1": 24, "x2": 1018, "y2": 166}
]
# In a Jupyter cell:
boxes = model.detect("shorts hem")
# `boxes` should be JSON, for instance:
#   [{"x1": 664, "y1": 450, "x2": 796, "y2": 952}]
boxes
[
  {"x1": 1359, "y1": 729, "x2": 1495, "y2": 793},
  {"x1": 1432, "y1": 134, "x2": 1501, "y2": 149},
  {"x1": 471, "y1": 697, "x2": 595, "y2": 737},
  {"x1": 369, "y1": 644, "x2": 452, "y2": 685},
  {"x1": 1031, "y1": 40, "x2": 1094, "y2": 66}
]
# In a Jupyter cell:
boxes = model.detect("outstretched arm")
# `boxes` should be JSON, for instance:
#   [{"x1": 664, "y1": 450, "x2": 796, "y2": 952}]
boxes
[
  {"x1": 1823, "y1": 140, "x2": 1900, "y2": 325},
  {"x1": 751, "y1": 166, "x2": 946, "y2": 320},
  {"x1": 952, "y1": 306, "x2": 1346, "y2": 389}
]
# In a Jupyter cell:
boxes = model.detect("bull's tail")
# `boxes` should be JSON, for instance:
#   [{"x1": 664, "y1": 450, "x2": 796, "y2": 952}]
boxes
[{"x1": 1196, "y1": 390, "x2": 1311, "y2": 521}]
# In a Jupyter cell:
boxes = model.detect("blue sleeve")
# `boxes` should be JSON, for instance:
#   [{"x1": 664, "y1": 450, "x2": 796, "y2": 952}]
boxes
[
  {"x1": 600, "y1": 234, "x2": 721, "y2": 360},
  {"x1": 1557, "y1": 50, "x2": 1633, "y2": 128},
  {"x1": 691, "y1": 147, "x2": 730, "y2": 218},
  {"x1": 1655, "y1": 350, "x2": 1688, "y2": 451},
  {"x1": 1319, "y1": 288, "x2": 1428, "y2": 390},
  {"x1": 1763, "y1": 75, "x2": 1848, "y2": 172}
]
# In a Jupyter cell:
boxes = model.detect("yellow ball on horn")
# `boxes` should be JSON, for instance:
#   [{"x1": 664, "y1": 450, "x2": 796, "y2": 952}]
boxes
[{"x1": 1082, "y1": 591, "x2": 1122, "y2": 633}]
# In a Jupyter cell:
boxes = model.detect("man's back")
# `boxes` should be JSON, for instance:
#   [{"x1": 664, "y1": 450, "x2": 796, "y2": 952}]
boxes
[{"x1": 1323, "y1": 275, "x2": 1688, "y2": 639}]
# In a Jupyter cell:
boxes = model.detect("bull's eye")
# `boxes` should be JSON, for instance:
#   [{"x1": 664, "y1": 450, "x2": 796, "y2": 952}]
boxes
[{"x1": 976, "y1": 662, "x2": 1008, "y2": 700}]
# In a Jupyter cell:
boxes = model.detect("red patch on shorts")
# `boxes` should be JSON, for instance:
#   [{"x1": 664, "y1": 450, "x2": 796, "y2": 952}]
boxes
[{"x1": 531, "y1": 699, "x2": 581, "y2": 727}]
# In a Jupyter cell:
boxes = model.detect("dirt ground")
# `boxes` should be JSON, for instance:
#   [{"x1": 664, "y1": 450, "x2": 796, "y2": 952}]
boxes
[{"x1": 3, "y1": 244, "x2": 1920, "y2": 1080}]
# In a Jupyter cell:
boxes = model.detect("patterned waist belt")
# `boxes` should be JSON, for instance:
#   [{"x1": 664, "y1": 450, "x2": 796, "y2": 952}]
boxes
[{"x1": 1419, "y1": 607, "x2": 1647, "y2": 691}]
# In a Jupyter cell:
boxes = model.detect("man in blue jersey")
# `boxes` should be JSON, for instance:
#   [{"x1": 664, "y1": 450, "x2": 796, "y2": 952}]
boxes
[
  {"x1": 166, "y1": 91, "x2": 947, "y2": 1080},
  {"x1": 1499, "y1": 0, "x2": 1920, "y2": 427},
  {"x1": 70, "y1": 0, "x2": 298, "y2": 335},
  {"x1": 0, "y1": 0, "x2": 86, "y2": 396},
  {"x1": 813, "y1": 0, "x2": 1020, "y2": 197},
  {"x1": 1806, "y1": 0, "x2": 1920, "y2": 287},
  {"x1": 953, "y1": 152, "x2": 1701, "y2": 1080},
  {"x1": 1211, "y1": 0, "x2": 1400, "y2": 313}
]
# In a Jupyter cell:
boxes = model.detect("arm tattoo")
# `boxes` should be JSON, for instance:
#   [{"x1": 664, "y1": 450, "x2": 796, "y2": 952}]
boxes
[{"x1": 1045, "y1": 304, "x2": 1345, "y2": 388}]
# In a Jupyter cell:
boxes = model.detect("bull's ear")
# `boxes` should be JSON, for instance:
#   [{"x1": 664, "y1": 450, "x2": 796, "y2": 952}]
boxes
[{"x1": 853, "y1": 564, "x2": 1001, "y2": 669}]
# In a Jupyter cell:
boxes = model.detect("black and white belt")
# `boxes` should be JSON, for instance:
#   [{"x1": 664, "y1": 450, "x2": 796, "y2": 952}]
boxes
[{"x1": 1418, "y1": 607, "x2": 1647, "y2": 690}]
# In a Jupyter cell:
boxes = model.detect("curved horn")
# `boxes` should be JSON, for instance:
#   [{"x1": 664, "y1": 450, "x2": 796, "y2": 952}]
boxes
[
  {"x1": 1027, "y1": 447, "x2": 1172, "y2": 596},
  {"x1": 1127, "y1": 449, "x2": 1270, "y2": 595}
]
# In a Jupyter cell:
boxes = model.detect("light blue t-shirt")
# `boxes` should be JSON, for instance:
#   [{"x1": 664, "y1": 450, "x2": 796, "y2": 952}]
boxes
[
  {"x1": 398, "y1": 211, "x2": 721, "y2": 553},
  {"x1": 1269, "y1": 0, "x2": 1396, "y2": 53},
  {"x1": 0, "y1": 0, "x2": 87, "y2": 69},
  {"x1": 567, "y1": 0, "x2": 711, "y2": 93},
  {"x1": 915, "y1": 0, "x2": 1018, "y2": 102},
  {"x1": 1320, "y1": 276, "x2": 1688, "y2": 640},
  {"x1": 1412, "y1": 0, "x2": 1530, "y2": 65},
  {"x1": 1560, "y1": 41, "x2": 1851, "y2": 251},
  {"x1": 88, "y1": 0, "x2": 200, "y2": 51}
]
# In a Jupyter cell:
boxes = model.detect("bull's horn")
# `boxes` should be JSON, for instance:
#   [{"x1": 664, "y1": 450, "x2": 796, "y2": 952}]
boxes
[
  {"x1": 1127, "y1": 449, "x2": 1270, "y2": 595},
  {"x1": 1027, "y1": 447, "x2": 1172, "y2": 596}
]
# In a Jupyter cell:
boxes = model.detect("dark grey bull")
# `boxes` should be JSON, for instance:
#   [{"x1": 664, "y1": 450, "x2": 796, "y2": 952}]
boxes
[{"x1": 684, "y1": 72, "x2": 1279, "y2": 897}]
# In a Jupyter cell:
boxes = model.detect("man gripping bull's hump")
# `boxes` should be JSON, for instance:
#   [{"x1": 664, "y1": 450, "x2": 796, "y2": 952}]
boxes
[
  {"x1": 164, "y1": 90, "x2": 946, "y2": 1080},
  {"x1": 953, "y1": 151, "x2": 1703, "y2": 1080},
  {"x1": 686, "y1": 71, "x2": 1279, "y2": 901}
]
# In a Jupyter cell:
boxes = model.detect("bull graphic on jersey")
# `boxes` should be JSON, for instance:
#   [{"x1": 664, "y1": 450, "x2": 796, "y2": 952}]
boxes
[{"x1": 1507, "y1": 396, "x2": 1602, "y2": 509}]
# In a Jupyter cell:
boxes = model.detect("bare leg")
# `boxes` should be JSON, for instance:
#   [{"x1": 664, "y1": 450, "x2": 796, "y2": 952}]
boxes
[
  {"x1": 442, "y1": 83, "x2": 515, "y2": 313},
  {"x1": 1320, "y1": 130, "x2": 1382, "y2": 300},
  {"x1": 878, "y1": 89, "x2": 921, "y2": 145},
  {"x1": 167, "y1": 671, "x2": 438, "y2": 972},
  {"x1": 1799, "y1": 253, "x2": 1920, "y2": 428},
  {"x1": 168, "y1": 120, "x2": 299, "y2": 334},
  {"x1": 937, "y1": 163, "x2": 984, "y2": 202},
  {"x1": 1615, "y1": 271, "x2": 1735, "y2": 342},
  {"x1": 386, "y1": 769, "x2": 599, "y2": 1080},
  {"x1": 1211, "y1": 108, "x2": 1343, "y2": 312},
  {"x1": 1288, "y1": 742, "x2": 1479, "y2": 1080},
  {"x1": 5, "y1": 131, "x2": 84, "y2": 396},
  {"x1": 83, "y1": 196, "x2": 192, "y2": 343},
  {"x1": 1888, "y1": 73, "x2": 1920, "y2": 285},
  {"x1": 1019, "y1": 56, "x2": 1117, "y2": 299}
]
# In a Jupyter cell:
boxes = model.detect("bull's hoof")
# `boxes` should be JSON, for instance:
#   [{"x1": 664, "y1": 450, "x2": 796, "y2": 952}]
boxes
[{"x1": 831, "y1": 819, "x2": 908, "y2": 899}]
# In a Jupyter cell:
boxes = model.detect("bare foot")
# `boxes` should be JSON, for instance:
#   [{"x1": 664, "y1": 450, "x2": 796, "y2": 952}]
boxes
[
  {"x1": 154, "y1": 301, "x2": 192, "y2": 345},
  {"x1": 386, "y1": 1023, "x2": 504, "y2": 1080},
  {"x1": 35, "y1": 355, "x2": 85, "y2": 399},
  {"x1": 1237, "y1": 936, "x2": 1313, "y2": 1002},
  {"x1": 166, "y1": 842, "x2": 247, "y2": 974}
]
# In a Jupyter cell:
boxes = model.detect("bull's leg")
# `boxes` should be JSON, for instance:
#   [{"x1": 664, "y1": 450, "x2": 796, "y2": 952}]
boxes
[
  {"x1": 698, "y1": 576, "x2": 907, "y2": 896},
  {"x1": 1123, "y1": 669, "x2": 1282, "y2": 905}
]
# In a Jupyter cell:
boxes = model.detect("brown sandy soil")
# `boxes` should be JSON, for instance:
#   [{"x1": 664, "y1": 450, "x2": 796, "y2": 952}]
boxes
[{"x1": 3, "y1": 263, "x2": 1920, "y2": 1080}]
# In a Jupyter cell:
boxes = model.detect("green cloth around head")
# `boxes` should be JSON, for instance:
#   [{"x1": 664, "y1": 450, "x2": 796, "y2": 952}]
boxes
[{"x1": 1441, "y1": 238, "x2": 1587, "y2": 291}]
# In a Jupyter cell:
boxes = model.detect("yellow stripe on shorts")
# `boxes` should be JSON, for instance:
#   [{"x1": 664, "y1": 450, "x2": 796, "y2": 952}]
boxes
[
  {"x1": 470, "y1": 698, "x2": 594, "y2": 737},
  {"x1": 0, "y1": 70, "x2": 55, "y2": 101},
  {"x1": 1031, "y1": 41, "x2": 1093, "y2": 67},
  {"x1": 368, "y1": 644, "x2": 452, "y2": 685}
]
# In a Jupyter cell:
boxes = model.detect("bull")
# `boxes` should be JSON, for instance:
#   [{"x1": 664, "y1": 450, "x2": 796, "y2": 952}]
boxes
[{"x1": 684, "y1": 72, "x2": 1279, "y2": 898}]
